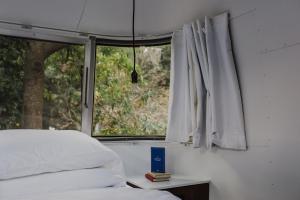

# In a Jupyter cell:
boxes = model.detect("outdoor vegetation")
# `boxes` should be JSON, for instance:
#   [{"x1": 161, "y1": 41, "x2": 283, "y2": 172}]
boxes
[
  {"x1": 0, "y1": 35, "x2": 170, "y2": 136},
  {"x1": 93, "y1": 45, "x2": 170, "y2": 136}
]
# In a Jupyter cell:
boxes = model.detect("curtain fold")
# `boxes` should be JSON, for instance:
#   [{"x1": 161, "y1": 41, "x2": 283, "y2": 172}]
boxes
[
  {"x1": 166, "y1": 12, "x2": 247, "y2": 150},
  {"x1": 166, "y1": 31, "x2": 191, "y2": 143}
]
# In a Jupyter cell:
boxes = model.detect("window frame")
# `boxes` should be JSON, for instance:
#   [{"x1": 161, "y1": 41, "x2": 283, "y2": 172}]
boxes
[
  {"x1": 0, "y1": 33, "x2": 87, "y2": 131},
  {"x1": 0, "y1": 28, "x2": 171, "y2": 140},
  {"x1": 93, "y1": 37, "x2": 171, "y2": 141}
]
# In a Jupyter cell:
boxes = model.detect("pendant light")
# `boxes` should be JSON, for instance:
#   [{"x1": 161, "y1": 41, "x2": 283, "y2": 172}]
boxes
[{"x1": 131, "y1": 0, "x2": 138, "y2": 83}]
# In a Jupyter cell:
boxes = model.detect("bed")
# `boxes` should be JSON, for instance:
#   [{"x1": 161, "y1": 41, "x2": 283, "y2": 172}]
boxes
[{"x1": 0, "y1": 130, "x2": 179, "y2": 200}]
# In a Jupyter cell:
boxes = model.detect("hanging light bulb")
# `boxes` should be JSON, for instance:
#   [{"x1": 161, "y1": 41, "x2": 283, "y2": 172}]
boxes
[
  {"x1": 131, "y1": 45, "x2": 138, "y2": 83},
  {"x1": 131, "y1": 0, "x2": 138, "y2": 83}
]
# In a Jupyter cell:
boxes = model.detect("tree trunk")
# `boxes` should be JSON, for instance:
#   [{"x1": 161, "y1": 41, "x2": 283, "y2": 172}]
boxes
[{"x1": 22, "y1": 40, "x2": 66, "y2": 129}]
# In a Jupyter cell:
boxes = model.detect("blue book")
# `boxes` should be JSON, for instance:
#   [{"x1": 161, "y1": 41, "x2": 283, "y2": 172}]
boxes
[{"x1": 151, "y1": 147, "x2": 165, "y2": 173}]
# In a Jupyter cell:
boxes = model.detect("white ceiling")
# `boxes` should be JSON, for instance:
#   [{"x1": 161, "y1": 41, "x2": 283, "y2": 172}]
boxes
[{"x1": 0, "y1": 0, "x2": 221, "y2": 38}]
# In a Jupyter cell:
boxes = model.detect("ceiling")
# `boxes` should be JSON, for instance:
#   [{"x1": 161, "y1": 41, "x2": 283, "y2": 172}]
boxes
[{"x1": 0, "y1": 0, "x2": 221, "y2": 39}]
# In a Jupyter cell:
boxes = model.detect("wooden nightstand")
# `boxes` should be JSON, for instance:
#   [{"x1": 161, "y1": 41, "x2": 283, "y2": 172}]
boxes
[{"x1": 127, "y1": 176, "x2": 210, "y2": 200}]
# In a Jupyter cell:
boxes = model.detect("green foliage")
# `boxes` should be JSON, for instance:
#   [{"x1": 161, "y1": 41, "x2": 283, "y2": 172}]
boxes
[
  {"x1": 93, "y1": 45, "x2": 170, "y2": 136},
  {"x1": 0, "y1": 34, "x2": 170, "y2": 136},
  {"x1": 0, "y1": 36, "x2": 27, "y2": 129},
  {"x1": 44, "y1": 45, "x2": 84, "y2": 130},
  {"x1": 0, "y1": 36, "x2": 84, "y2": 130}
]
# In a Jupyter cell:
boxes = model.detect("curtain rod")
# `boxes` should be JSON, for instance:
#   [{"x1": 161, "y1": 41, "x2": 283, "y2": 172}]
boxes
[{"x1": 0, "y1": 19, "x2": 173, "y2": 40}]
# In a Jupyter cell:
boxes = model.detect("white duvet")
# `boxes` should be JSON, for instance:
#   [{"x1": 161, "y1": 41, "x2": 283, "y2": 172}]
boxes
[
  {"x1": 0, "y1": 166, "x2": 179, "y2": 200},
  {"x1": 0, "y1": 130, "x2": 179, "y2": 200},
  {"x1": 0, "y1": 168, "x2": 125, "y2": 199},
  {"x1": 16, "y1": 187, "x2": 180, "y2": 200}
]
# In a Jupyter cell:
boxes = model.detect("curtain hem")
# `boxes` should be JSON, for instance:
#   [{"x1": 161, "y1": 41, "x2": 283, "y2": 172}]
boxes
[{"x1": 212, "y1": 132, "x2": 247, "y2": 150}]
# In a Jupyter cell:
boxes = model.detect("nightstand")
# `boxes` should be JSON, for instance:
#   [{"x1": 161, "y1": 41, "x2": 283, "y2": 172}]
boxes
[{"x1": 127, "y1": 176, "x2": 210, "y2": 200}]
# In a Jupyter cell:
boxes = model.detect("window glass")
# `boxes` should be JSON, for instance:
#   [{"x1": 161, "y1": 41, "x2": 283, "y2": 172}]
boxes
[
  {"x1": 0, "y1": 35, "x2": 84, "y2": 130},
  {"x1": 93, "y1": 44, "x2": 171, "y2": 137}
]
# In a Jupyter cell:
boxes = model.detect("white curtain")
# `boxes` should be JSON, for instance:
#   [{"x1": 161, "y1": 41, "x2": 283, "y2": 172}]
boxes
[{"x1": 166, "y1": 12, "x2": 247, "y2": 150}]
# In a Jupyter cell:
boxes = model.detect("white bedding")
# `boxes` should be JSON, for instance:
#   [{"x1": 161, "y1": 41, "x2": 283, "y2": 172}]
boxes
[
  {"x1": 0, "y1": 130, "x2": 179, "y2": 200},
  {"x1": 0, "y1": 130, "x2": 122, "y2": 180},
  {"x1": 16, "y1": 187, "x2": 180, "y2": 200},
  {"x1": 0, "y1": 168, "x2": 125, "y2": 200}
]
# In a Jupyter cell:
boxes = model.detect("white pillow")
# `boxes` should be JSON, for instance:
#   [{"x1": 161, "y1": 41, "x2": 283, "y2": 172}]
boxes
[
  {"x1": 0, "y1": 167, "x2": 125, "y2": 200},
  {"x1": 0, "y1": 129, "x2": 120, "y2": 180}
]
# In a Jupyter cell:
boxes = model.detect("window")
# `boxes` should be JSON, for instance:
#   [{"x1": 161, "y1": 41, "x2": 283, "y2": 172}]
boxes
[
  {"x1": 0, "y1": 35, "x2": 84, "y2": 130},
  {"x1": 93, "y1": 44, "x2": 171, "y2": 137}
]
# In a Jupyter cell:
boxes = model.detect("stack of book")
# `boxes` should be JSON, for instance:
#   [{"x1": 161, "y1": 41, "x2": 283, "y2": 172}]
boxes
[{"x1": 145, "y1": 172, "x2": 171, "y2": 182}]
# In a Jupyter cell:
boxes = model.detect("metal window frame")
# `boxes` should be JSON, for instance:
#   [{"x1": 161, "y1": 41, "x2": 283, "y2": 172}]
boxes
[
  {"x1": 0, "y1": 25, "x2": 171, "y2": 140},
  {"x1": 0, "y1": 24, "x2": 88, "y2": 45},
  {"x1": 0, "y1": 29, "x2": 88, "y2": 133},
  {"x1": 81, "y1": 37, "x2": 96, "y2": 135},
  {"x1": 95, "y1": 136, "x2": 166, "y2": 141},
  {"x1": 93, "y1": 38, "x2": 171, "y2": 141},
  {"x1": 0, "y1": 28, "x2": 95, "y2": 136},
  {"x1": 96, "y1": 36, "x2": 171, "y2": 47}
]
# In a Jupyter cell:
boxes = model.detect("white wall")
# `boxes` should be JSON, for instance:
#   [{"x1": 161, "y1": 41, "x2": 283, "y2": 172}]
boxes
[
  {"x1": 105, "y1": 0, "x2": 300, "y2": 199},
  {"x1": 103, "y1": 141, "x2": 170, "y2": 176}
]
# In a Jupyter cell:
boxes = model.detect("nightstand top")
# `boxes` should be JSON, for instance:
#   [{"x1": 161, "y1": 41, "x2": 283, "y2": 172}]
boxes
[{"x1": 127, "y1": 175, "x2": 210, "y2": 190}]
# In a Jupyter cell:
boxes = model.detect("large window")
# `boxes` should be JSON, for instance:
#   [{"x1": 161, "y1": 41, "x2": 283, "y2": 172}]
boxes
[
  {"x1": 93, "y1": 44, "x2": 171, "y2": 137},
  {"x1": 0, "y1": 35, "x2": 84, "y2": 130},
  {"x1": 0, "y1": 34, "x2": 171, "y2": 138}
]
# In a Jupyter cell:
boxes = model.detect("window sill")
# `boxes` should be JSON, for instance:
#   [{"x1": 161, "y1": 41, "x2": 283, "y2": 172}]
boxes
[
  {"x1": 94, "y1": 136, "x2": 165, "y2": 142},
  {"x1": 96, "y1": 136, "x2": 169, "y2": 145}
]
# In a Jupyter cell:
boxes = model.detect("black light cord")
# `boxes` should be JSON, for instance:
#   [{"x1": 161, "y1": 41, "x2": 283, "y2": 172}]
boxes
[
  {"x1": 131, "y1": 0, "x2": 138, "y2": 83},
  {"x1": 133, "y1": 0, "x2": 136, "y2": 71}
]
